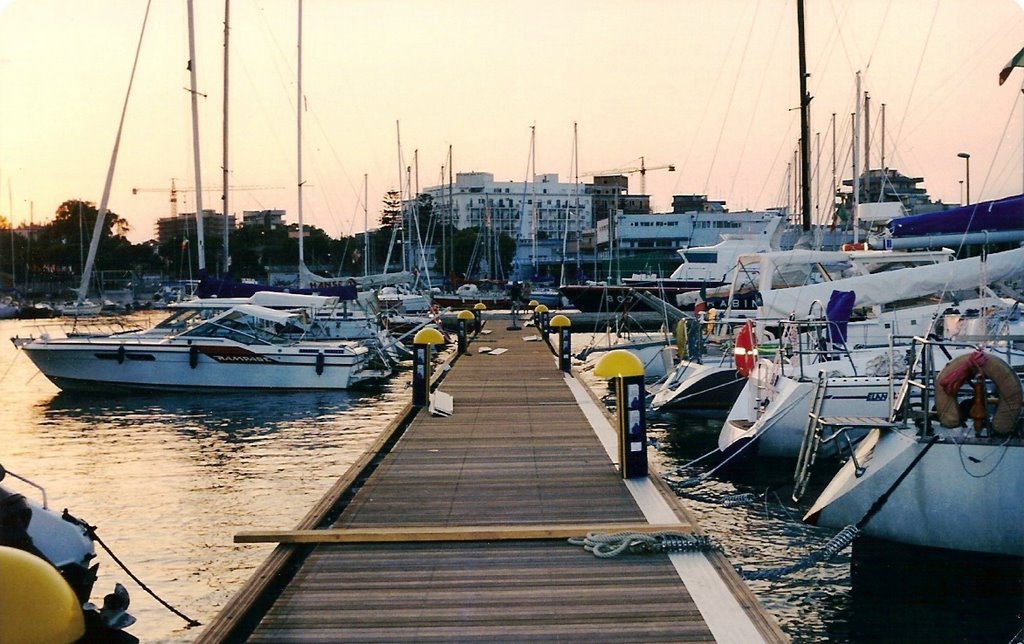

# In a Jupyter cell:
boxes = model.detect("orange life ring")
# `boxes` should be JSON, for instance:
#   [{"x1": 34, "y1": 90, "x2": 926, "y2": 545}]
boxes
[
  {"x1": 935, "y1": 351, "x2": 1023, "y2": 435},
  {"x1": 733, "y1": 320, "x2": 757, "y2": 378}
]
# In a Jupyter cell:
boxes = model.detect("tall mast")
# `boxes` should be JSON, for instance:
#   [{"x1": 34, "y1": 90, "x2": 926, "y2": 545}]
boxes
[
  {"x1": 187, "y1": 0, "x2": 205, "y2": 272},
  {"x1": 396, "y1": 121, "x2": 406, "y2": 273},
  {"x1": 296, "y1": 0, "x2": 306, "y2": 286},
  {"x1": 853, "y1": 72, "x2": 861, "y2": 244},
  {"x1": 796, "y1": 0, "x2": 812, "y2": 232},
  {"x1": 864, "y1": 91, "x2": 871, "y2": 200},
  {"x1": 78, "y1": 2, "x2": 152, "y2": 303},
  {"x1": 448, "y1": 145, "x2": 453, "y2": 279},
  {"x1": 363, "y1": 173, "x2": 369, "y2": 277},
  {"x1": 222, "y1": 0, "x2": 230, "y2": 276}
]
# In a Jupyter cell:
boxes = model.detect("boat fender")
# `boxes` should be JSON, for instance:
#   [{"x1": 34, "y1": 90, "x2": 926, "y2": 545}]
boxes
[
  {"x1": 935, "y1": 351, "x2": 1023, "y2": 434},
  {"x1": 675, "y1": 320, "x2": 688, "y2": 361},
  {"x1": 189, "y1": 345, "x2": 199, "y2": 369},
  {"x1": 0, "y1": 546, "x2": 86, "y2": 644},
  {"x1": 116, "y1": 345, "x2": 126, "y2": 364},
  {"x1": 315, "y1": 351, "x2": 325, "y2": 376},
  {"x1": 733, "y1": 320, "x2": 757, "y2": 378}
]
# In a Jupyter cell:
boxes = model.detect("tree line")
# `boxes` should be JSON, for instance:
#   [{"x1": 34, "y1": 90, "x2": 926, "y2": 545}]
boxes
[{"x1": 0, "y1": 193, "x2": 518, "y2": 297}]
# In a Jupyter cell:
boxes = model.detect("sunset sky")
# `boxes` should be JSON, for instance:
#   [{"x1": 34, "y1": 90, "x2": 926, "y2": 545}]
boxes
[{"x1": 2, "y1": 0, "x2": 1023, "y2": 244}]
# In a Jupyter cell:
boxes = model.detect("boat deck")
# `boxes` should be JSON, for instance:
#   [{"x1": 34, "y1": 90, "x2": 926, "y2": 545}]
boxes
[{"x1": 197, "y1": 321, "x2": 787, "y2": 643}]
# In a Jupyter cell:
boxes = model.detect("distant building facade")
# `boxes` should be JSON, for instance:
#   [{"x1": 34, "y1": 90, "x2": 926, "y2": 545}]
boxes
[
  {"x1": 242, "y1": 209, "x2": 286, "y2": 229},
  {"x1": 155, "y1": 210, "x2": 235, "y2": 246}
]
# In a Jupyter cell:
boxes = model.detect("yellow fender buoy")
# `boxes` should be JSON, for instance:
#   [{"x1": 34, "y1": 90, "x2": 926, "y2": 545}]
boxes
[
  {"x1": 0, "y1": 546, "x2": 85, "y2": 644},
  {"x1": 675, "y1": 319, "x2": 689, "y2": 361}
]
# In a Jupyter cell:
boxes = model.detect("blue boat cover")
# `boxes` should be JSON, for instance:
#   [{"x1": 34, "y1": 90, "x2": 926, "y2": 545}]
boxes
[
  {"x1": 196, "y1": 272, "x2": 358, "y2": 300},
  {"x1": 887, "y1": 195, "x2": 1024, "y2": 237},
  {"x1": 825, "y1": 289, "x2": 855, "y2": 348}
]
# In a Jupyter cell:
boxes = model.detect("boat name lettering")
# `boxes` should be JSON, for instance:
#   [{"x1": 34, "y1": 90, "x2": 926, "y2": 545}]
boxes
[{"x1": 210, "y1": 354, "x2": 277, "y2": 364}]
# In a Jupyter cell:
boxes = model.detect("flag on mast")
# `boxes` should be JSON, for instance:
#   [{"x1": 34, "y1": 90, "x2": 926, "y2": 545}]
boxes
[{"x1": 998, "y1": 45, "x2": 1024, "y2": 85}]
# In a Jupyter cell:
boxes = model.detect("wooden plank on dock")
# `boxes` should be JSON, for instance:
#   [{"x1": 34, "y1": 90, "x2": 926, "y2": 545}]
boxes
[{"x1": 235, "y1": 523, "x2": 693, "y2": 544}]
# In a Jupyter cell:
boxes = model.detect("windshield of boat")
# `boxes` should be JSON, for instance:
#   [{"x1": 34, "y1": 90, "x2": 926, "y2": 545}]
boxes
[{"x1": 180, "y1": 310, "x2": 296, "y2": 345}]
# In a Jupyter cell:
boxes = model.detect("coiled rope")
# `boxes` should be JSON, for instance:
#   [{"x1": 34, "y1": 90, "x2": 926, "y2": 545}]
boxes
[{"x1": 568, "y1": 531, "x2": 722, "y2": 558}]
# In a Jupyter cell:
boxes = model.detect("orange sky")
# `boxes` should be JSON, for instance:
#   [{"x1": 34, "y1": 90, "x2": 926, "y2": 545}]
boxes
[{"x1": 1, "y1": 0, "x2": 1023, "y2": 243}]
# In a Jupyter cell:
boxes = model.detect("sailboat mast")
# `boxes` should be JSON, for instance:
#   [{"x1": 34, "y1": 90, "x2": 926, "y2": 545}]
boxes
[
  {"x1": 853, "y1": 71, "x2": 861, "y2": 244},
  {"x1": 363, "y1": 173, "x2": 369, "y2": 277},
  {"x1": 796, "y1": 0, "x2": 812, "y2": 232},
  {"x1": 187, "y1": 0, "x2": 206, "y2": 272},
  {"x1": 78, "y1": 2, "x2": 153, "y2": 303},
  {"x1": 222, "y1": 0, "x2": 230, "y2": 276},
  {"x1": 296, "y1": 0, "x2": 306, "y2": 286}
]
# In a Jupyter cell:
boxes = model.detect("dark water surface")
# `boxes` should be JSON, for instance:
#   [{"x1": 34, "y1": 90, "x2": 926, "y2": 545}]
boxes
[{"x1": 2, "y1": 314, "x2": 1020, "y2": 642}]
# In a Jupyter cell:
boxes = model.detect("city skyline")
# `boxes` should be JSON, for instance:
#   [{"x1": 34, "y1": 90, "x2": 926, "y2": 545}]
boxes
[{"x1": 2, "y1": 0, "x2": 1023, "y2": 244}]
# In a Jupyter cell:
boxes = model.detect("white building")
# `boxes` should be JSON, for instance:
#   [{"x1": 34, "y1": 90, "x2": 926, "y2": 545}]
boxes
[{"x1": 419, "y1": 172, "x2": 594, "y2": 242}]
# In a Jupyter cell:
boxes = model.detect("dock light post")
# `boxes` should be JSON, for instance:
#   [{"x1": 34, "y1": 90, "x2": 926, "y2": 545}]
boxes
[
  {"x1": 412, "y1": 327, "x2": 445, "y2": 407},
  {"x1": 527, "y1": 300, "x2": 539, "y2": 326},
  {"x1": 534, "y1": 304, "x2": 550, "y2": 341},
  {"x1": 958, "y1": 152, "x2": 971, "y2": 205},
  {"x1": 549, "y1": 314, "x2": 572, "y2": 372},
  {"x1": 593, "y1": 349, "x2": 648, "y2": 479},
  {"x1": 472, "y1": 302, "x2": 486, "y2": 335},
  {"x1": 456, "y1": 310, "x2": 474, "y2": 354}
]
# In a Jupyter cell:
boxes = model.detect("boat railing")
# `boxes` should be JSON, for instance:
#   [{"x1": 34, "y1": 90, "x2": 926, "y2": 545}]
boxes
[{"x1": 890, "y1": 334, "x2": 1024, "y2": 436}]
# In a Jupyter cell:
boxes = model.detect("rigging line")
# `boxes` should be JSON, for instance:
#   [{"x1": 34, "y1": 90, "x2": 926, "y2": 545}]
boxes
[
  {"x1": 862, "y1": 0, "x2": 895, "y2": 72},
  {"x1": 889, "y1": 0, "x2": 940, "y2": 171},
  {"x1": 976, "y1": 87, "x2": 1024, "y2": 201},
  {"x1": 729, "y1": 0, "x2": 782, "y2": 200}
]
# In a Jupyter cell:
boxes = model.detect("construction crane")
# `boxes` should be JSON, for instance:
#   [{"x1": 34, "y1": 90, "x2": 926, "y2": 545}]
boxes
[
  {"x1": 131, "y1": 178, "x2": 283, "y2": 218},
  {"x1": 581, "y1": 156, "x2": 675, "y2": 196}
]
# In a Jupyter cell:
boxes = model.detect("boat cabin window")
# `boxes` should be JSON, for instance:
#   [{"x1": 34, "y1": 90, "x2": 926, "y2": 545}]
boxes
[
  {"x1": 182, "y1": 313, "x2": 292, "y2": 345},
  {"x1": 681, "y1": 251, "x2": 717, "y2": 264}
]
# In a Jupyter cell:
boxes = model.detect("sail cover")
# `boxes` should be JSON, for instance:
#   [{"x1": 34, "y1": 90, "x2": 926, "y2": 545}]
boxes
[{"x1": 759, "y1": 247, "x2": 1024, "y2": 319}]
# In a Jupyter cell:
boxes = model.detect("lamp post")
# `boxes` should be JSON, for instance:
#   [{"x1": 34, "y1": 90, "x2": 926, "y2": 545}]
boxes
[{"x1": 957, "y1": 152, "x2": 971, "y2": 205}]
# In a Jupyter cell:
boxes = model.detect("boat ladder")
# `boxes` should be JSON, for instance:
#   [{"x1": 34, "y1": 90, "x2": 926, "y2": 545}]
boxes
[{"x1": 793, "y1": 372, "x2": 890, "y2": 501}]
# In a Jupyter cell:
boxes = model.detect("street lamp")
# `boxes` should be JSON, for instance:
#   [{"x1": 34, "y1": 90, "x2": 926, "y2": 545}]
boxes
[{"x1": 957, "y1": 152, "x2": 971, "y2": 205}]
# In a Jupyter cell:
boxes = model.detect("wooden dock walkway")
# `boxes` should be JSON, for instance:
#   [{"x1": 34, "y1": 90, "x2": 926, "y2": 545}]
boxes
[{"x1": 197, "y1": 320, "x2": 787, "y2": 643}]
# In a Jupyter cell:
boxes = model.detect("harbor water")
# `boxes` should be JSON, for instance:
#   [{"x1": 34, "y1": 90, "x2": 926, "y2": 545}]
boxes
[{"x1": 2, "y1": 313, "x2": 1021, "y2": 642}]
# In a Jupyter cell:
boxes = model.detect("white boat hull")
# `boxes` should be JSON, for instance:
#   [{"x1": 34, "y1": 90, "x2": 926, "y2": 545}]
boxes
[
  {"x1": 22, "y1": 338, "x2": 378, "y2": 392},
  {"x1": 805, "y1": 428, "x2": 1024, "y2": 556},
  {"x1": 651, "y1": 358, "x2": 744, "y2": 411}
]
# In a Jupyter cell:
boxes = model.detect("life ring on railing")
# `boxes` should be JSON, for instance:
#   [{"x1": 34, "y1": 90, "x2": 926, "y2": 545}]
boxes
[
  {"x1": 733, "y1": 320, "x2": 757, "y2": 378},
  {"x1": 935, "y1": 351, "x2": 1023, "y2": 435}
]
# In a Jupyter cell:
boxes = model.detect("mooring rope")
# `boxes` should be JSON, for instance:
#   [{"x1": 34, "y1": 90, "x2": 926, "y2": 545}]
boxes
[
  {"x1": 568, "y1": 531, "x2": 722, "y2": 558},
  {"x1": 83, "y1": 520, "x2": 202, "y2": 627},
  {"x1": 735, "y1": 525, "x2": 861, "y2": 581}
]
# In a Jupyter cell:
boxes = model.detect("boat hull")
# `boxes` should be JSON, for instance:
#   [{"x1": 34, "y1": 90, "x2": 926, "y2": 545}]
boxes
[
  {"x1": 805, "y1": 428, "x2": 1024, "y2": 556},
  {"x1": 22, "y1": 339, "x2": 377, "y2": 393},
  {"x1": 651, "y1": 360, "x2": 745, "y2": 411}
]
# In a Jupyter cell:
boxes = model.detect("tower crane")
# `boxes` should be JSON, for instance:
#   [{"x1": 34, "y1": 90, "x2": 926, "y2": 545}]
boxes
[
  {"x1": 131, "y1": 178, "x2": 283, "y2": 218},
  {"x1": 580, "y1": 156, "x2": 675, "y2": 197}
]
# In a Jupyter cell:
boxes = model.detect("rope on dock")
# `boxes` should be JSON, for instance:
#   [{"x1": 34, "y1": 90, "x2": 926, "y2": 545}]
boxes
[{"x1": 568, "y1": 531, "x2": 722, "y2": 558}]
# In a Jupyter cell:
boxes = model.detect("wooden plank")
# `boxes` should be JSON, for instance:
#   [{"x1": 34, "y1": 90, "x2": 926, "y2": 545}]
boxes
[{"x1": 235, "y1": 522, "x2": 693, "y2": 544}]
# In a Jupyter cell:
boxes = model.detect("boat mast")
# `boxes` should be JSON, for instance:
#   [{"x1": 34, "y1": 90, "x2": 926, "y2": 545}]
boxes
[
  {"x1": 187, "y1": 0, "x2": 206, "y2": 273},
  {"x1": 78, "y1": 2, "x2": 153, "y2": 303},
  {"x1": 853, "y1": 71, "x2": 861, "y2": 244},
  {"x1": 297, "y1": 0, "x2": 306, "y2": 287},
  {"x1": 796, "y1": 0, "x2": 812, "y2": 233},
  {"x1": 363, "y1": 173, "x2": 369, "y2": 277},
  {"x1": 222, "y1": 0, "x2": 230, "y2": 277}
]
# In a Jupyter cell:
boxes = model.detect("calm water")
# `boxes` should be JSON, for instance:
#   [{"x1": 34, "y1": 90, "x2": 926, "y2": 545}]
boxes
[{"x1": 2, "y1": 314, "x2": 1020, "y2": 642}]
